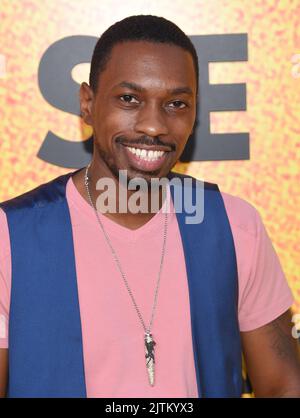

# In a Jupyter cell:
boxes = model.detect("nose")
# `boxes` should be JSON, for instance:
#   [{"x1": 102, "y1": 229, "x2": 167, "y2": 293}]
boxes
[{"x1": 134, "y1": 102, "x2": 169, "y2": 137}]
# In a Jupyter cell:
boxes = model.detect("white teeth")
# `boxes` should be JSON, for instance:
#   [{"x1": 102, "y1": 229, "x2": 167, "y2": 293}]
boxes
[{"x1": 126, "y1": 146, "x2": 166, "y2": 161}]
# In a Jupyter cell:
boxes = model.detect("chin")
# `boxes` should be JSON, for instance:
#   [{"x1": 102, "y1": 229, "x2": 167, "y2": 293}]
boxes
[{"x1": 118, "y1": 167, "x2": 166, "y2": 187}]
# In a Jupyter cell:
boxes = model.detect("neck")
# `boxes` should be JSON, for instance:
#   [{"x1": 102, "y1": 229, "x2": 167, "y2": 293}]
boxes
[{"x1": 72, "y1": 160, "x2": 167, "y2": 230}]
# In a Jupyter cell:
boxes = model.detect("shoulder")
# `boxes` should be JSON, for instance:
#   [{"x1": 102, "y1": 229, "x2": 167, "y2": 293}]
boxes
[
  {"x1": 0, "y1": 171, "x2": 76, "y2": 213},
  {"x1": 220, "y1": 190, "x2": 261, "y2": 238},
  {"x1": 170, "y1": 172, "x2": 261, "y2": 233},
  {"x1": 172, "y1": 172, "x2": 260, "y2": 234}
]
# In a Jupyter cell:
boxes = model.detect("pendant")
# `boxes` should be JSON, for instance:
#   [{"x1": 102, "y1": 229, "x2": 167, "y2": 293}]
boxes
[{"x1": 144, "y1": 332, "x2": 156, "y2": 386}]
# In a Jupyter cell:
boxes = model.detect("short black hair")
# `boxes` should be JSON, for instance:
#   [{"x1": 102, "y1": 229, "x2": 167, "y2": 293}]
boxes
[{"x1": 89, "y1": 15, "x2": 199, "y2": 94}]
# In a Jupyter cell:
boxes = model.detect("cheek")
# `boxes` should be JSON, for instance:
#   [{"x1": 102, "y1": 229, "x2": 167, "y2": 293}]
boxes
[
  {"x1": 95, "y1": 108, "x2": 136, "y2": 141},
  {"x1": 171, "y1": 117, "x2": 195, "y2": 145}
]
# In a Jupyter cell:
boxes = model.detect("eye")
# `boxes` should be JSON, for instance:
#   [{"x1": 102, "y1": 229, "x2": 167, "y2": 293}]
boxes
[
  {"x1": 120, "y1": 94, "x2": 139, "y2": 104},
  {"x1": 168, "y1": 100, "x2": 187, "y2": 109}
]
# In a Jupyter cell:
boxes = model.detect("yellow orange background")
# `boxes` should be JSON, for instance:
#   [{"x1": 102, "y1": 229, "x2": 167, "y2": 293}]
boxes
[{"x1": 0, "y1": 0, "x2": 299, "y2": 318}]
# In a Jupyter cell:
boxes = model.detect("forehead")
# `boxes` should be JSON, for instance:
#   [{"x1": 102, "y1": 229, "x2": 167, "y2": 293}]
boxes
[{"x1": 96, "y1": 41, "x2": 197, "y2": 93}]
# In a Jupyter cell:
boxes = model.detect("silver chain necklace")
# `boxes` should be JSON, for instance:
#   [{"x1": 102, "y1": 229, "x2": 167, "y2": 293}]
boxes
[{"x1": 84, "y1": 164, "x2": 168, "y2": 386}]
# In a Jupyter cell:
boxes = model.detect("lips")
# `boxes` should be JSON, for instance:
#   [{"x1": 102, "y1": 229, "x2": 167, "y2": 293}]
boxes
[{"x1": 121, "y1": 144, "x2": 170, "y2": 172}]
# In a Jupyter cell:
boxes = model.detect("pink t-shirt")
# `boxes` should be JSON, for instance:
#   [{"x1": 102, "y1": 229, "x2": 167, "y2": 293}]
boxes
[{"x1": 0, "y1": 177, "x2": 294, "y2": 397}]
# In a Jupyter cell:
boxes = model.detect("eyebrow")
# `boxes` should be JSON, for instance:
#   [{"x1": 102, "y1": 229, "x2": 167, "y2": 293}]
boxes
[{"x1": 114, "y1": 81, "x2": 193, "y2": 96}]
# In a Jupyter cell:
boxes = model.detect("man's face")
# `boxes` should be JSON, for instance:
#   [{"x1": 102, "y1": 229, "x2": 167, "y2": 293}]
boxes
[{"x1": 80, "y1": 40, "x2": 197, "y2": 182}]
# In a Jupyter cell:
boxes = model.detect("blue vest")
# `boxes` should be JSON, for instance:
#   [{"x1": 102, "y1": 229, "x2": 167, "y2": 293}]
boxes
[{"x1": 0, "y1": 170, "x2": 242, "y2": 398}]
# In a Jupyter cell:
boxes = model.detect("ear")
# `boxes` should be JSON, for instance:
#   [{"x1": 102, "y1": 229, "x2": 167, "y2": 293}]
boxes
[{"x1": 79, "y1": 82, "x2": 94, "y2": 126}]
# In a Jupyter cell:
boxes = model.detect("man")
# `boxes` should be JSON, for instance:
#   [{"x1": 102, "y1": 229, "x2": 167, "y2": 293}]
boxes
[{"x1": 0, "y1": 15, "x2": 300, "y2": 398}]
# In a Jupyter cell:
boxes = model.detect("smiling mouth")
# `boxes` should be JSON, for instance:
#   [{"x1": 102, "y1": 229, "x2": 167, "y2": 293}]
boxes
[
  {"x1": 121, "y1": 144, "x2": 171, "y2": 172},
  {"x1": 126, "y1": 145, "x2": 166, "y2": 160}
]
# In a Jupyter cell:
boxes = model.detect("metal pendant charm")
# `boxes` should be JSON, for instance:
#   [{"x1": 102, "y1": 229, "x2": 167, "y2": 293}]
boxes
[{"x1": 144, "y1": 332, "x2": 156, "y2": 386}]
